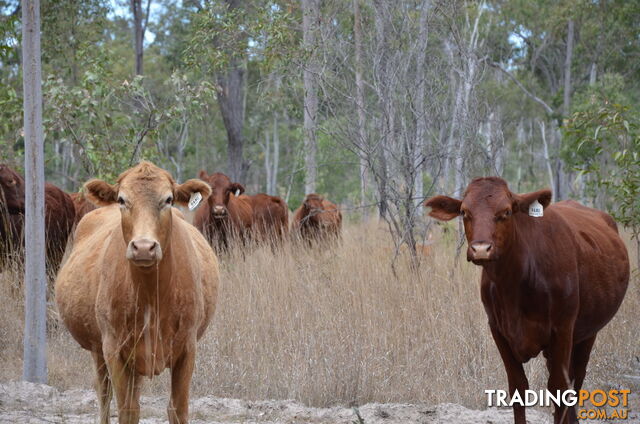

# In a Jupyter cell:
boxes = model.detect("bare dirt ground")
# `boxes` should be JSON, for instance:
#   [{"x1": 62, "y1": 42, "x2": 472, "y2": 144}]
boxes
[{"x1": 0, "y1": 381, "x2": 553, "y2": 424}]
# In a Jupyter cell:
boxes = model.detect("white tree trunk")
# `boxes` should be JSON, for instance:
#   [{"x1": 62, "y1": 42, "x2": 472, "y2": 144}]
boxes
[
  {"x1": 563, "y1": 19, "x2": 574, "y2": 117},
  {"x1": 413, "y1": 1, "x2": 429, "y2": 210},
  {"x1": 271, "y1": 111, "x2": 280, "y2": 195},
  {"x1": 302, "y1": 0, "x2": 319, "y2": 194},
  {"x1": 264, "y1": 130, "x2": 272, "y2": 194},
  {"x1": 22, "y1": 0, "x2": 48, "y2": 384},
  {"x1": 353, "y1": 0, "x2": 368, "y2": 216},
  {"x1": 538, "y1": 120, "x2": 556, "y2": 195}
]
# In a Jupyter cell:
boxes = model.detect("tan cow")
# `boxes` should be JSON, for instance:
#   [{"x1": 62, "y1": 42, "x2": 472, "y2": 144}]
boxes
[{"x1": 55, "y1": 161, "x2": 218, "y2": 424}]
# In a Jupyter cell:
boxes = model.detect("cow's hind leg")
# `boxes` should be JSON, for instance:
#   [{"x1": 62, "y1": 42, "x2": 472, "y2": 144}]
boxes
[
  {"x1": 168, "y1": 345, "x2": 196, "y2": 424},
  {"x1": 92, "y1": 351, "x2": 112, "y2": 424},
  {"x1": 546, "y1": 328, "x2": 575, "y2": 424},
  {"x1": 566, "y1": 336, "x2": 597, "y2": 424},
  {"x1": 572, "y1": 336, "x2": 596, "y2": 392}
]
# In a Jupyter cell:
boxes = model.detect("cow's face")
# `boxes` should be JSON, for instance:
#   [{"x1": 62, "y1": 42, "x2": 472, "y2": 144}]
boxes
[
  {"x1": 0, "y1": 165, "x2": 25, "y2": 213},
  {"x1": 85, "y1": 161, "x2": 211, "y2": 269},
  {"x1": 303, "y1": 194, "x2": 324, "y2": 222},
  {"x1": 425, "y1": 177, "x2": 551, "y2": 264},
  {"x1": 303, "y1": 194, "x2": 324, "y2": 211},
  {"x1": 199, "y1": 171, "x2": 244, "y2": 219}
]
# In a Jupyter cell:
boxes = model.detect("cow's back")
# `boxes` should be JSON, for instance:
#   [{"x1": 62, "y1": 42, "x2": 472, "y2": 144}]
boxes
[
  {"x1": 251, "y1": 194, "x2": 288, "y2": 236},
  {"x1": 70, "y1": 192, "x2": 97, "y2": 225}
]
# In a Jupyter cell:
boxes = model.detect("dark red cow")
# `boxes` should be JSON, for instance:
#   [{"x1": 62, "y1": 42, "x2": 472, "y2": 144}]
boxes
[
  {"x1": 247, "y1": 193, "x2": 289, "y2": 245},
  {"x1": 425, "y1": 177, "x2": 629, "y2": 424},
  {"x1": 292, "y1": 194, "x2": 341, "y2": 245},
  {"x1": 0, "y1": 164, "x2": 76, "y2": 273},
  {"x1": 70, "y1": 191, "x2": 97, "y2": 225},
  {"x1": 194, "y1": 171, "x2": 252, "y2": 251}
]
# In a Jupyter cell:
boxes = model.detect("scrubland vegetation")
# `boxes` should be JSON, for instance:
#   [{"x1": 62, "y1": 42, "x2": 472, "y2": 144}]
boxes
[{"x1": 2, "y1": 220, "x2": 637, "y2": 410}]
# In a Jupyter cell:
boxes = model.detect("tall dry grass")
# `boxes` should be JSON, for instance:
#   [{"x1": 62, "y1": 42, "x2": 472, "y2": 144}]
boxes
[{"x1": 1, "y1": 220, "x2": 638, "y2": 410}]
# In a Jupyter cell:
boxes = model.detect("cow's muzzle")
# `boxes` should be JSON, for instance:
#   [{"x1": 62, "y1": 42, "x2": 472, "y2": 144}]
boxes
[
  {"x1": 212, "y1": 206, "x2": 228, "y2": 219},
  {"x1": 126, "y1": 237, "x2": 162, "y2": 266},
  {"x1": 468, "y1": 241, "x2": 494, "y2": 262}
]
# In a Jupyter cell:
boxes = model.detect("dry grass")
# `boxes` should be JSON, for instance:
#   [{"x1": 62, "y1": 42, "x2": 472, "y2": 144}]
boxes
[{"x1": 1, "y1": 220, "x2": 638, "y2": 410}]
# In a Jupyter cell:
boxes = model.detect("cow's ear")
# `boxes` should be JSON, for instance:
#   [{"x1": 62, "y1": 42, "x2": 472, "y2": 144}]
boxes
[
  {"x1": 174, "y1": 179, "x2": 212, "y2": 206},
  {"x1": 84, "y1": 179, "x2": 118, "y2": 206},
  {"x1": 514, "y1": 189, "x2": 552, "y2": 213},
  {"x1": 198, "y1": 170, "x2": 209, "y2": 180},
  {"x1": 424, "y1": 195, "x2": 462, "y2": 221},
  {"x1": 229, "y1": 182, "x2": 245, "y2": 196}
]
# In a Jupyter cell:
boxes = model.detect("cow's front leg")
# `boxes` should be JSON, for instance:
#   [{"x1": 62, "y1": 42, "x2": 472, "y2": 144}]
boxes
[
  {"x1": 546, "y1": 328, "x2": 575, "y2": 424},
  {"x1": 92, "y1": 351, "x2": 113, "y2": 424},
  {"x1": 490, "y1": 326, "x2": 529, "y2": 424},
  {"x1": 103, "y1": 337, "x2": 141, "y2": 424},
  {"x1": 168, "y1": 342, "x2": 196, "y2": 424}
]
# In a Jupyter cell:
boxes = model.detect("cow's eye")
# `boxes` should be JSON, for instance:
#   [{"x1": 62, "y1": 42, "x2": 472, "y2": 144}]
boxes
[
  {"x1": 117, "y1": 196, "x2": 126, "y2": 206},
  {"x1": 8, "y1": 179, "x2": 15, "y2": 185},
  {"x1": 165, "y1": 196, "x2": 173, "y2": 205},
  {"x1": 460, "y1": 210, "x2": 467, "y2": 219},
  {"x1": 496, "y1": 210, "x2": 511, "y2": 221}
]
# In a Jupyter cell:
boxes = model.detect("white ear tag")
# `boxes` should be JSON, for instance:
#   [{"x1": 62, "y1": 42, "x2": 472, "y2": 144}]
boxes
[
  {"x1": 188, "y1": 192, "x2": 203, "y2": 211},
  {"x1": 529, "y1": 200, "x2": 543, "y2": 217},
  {"x1": 235, "y1": 189, "x2": 241, "y2": 196}
]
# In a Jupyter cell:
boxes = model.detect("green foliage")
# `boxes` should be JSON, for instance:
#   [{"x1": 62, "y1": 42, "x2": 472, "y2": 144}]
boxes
[
  {"x1": 564, "y1": 81, "x2": 640, "y2": 235},
  {"x1": 184, "y1": 1, "x2": 297, "y2": 75},
  {"x1": 0, "y1": 3, "x2": 18, "y2": 63},
  {"x1": 40, "y1": 0, "x2": 111, "y2": 84}
]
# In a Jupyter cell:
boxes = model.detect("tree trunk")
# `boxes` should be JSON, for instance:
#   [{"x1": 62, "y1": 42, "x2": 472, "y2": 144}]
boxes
[
  {"x1": 562, "y1": 19, "x2": 574, "y2": 117},
  {"x1": 271, "y1": 111, "x2": 279, "y2": 195},
  {"x1": 264, "y1": 130, "x2": 271, "y2": 194},
  {"x1": 538, "y1": 120, "x2": 555, "y2": 194},
  {"x1": 130, "y1": 0, "x2": 150, "y2": 75},
  {"x1": 413, "y1": 2, "x2": 429, "y2": 210},
  {"x1": 353, "y1": 0, "x2": 368, "y2": 216},
  {"x1": 22, "y1": 0, "x2": 47, "y2": 384},
  {"x1": 302, "y1": 0, "x2": 319, "y2": 194},
  {"x1": 443, "y1": 37, "x2": 460, "y2": 194},
  {"x1": 217, "y1": 61, "x2": 247, "y2": 182}
]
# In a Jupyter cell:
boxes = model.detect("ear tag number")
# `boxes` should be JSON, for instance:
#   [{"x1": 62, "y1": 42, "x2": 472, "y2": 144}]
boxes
[
  {"x1": 188, "y1": 192, "x2": 203, "y2": 211},
  {"x1": 235, "y1": 189, "x2": 241, "y2": 196},
  {"x1": 529, "y1": 200, "x2": 543, "y2": 217}
]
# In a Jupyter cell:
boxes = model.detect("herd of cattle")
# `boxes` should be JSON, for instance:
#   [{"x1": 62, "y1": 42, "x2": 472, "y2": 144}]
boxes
[
  {"x1": 0, "y1": 163, "x2": 343, "y2": 273},
  {"x1": 0, "y1": 161, "x2": 631, "y2": 424}
]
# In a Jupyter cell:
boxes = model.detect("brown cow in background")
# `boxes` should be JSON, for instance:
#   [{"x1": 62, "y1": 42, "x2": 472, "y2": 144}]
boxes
[
  {"x1": 70, "y1": 191, "x2": 97, "y2": 225},
  {"x1": 247, "y1": 193, "x2": 289, "y2": 245},
  {"x1": 56, "y1": 161, "x2": 218, "y2": 424},
  {"x1": 0, "y1": 164, "x2": 75, "y2": 273},
  {"x1": 425, "y1": 177, "x2": 629, "y2": 424},
  {"x1": 292, "y1": 194, "x2": 342, "y2": 245},
  {"x1": 194, "y1": 170, "x2": 252, "y2": 251}
]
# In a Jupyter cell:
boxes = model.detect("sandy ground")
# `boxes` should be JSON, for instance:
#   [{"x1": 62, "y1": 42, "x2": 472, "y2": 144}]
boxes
[{"x1": 0, "y1": 381, "x2": 555, "y2": 424}]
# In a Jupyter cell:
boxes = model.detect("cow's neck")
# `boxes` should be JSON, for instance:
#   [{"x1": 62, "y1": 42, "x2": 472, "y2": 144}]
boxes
[{"x1": 128, "y1": 244, "x2": 174, "y2": 304}]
